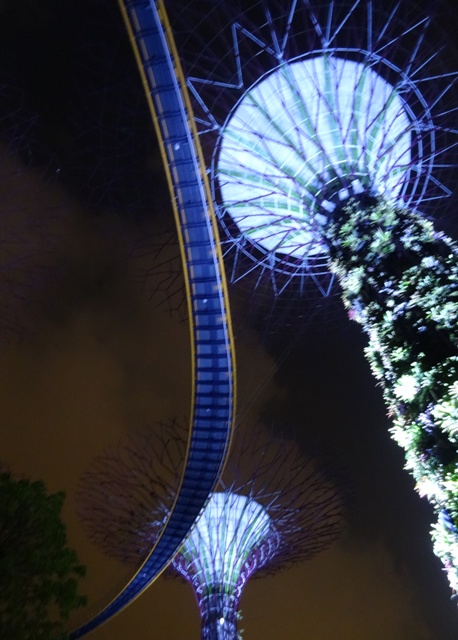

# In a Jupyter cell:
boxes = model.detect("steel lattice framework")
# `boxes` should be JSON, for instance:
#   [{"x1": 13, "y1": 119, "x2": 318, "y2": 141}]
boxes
[{"x1": 166, "y1": 0, "x2": 458, "y2": 297}]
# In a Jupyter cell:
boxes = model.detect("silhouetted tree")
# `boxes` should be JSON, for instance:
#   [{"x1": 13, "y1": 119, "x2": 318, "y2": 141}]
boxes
[{"x1": 0, "y1": 471, "x2": 87, "y2": 640}]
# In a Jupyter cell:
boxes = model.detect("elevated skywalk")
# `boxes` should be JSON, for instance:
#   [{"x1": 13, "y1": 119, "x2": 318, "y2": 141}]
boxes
[{"x1": 70, "y1": 0, "x2": 235, "y2": 635}]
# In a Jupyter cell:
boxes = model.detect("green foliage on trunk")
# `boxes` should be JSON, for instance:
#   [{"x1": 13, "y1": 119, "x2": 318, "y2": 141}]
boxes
[
  {"x1": 0, "y1": 472, "x2": 87, "y2": 639},
  {"x1": 323, "y1": 195, "x2": 458, "y2": 591}
]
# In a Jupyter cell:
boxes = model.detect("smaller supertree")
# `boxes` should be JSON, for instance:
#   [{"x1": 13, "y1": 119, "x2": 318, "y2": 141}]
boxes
[{"x1": 77, "y1": 422, "x2": 345, "y2": 639}]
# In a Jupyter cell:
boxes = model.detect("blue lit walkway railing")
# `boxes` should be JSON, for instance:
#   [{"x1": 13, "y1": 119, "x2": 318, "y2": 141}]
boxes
[{"x1": 70, "y1": 0, "x2": 236, "y2": 636}]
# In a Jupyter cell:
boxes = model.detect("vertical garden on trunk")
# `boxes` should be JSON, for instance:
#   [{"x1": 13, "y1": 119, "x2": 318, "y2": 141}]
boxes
[{"x1": 323, "y1": 193, "x2": 458, "y2": 590}]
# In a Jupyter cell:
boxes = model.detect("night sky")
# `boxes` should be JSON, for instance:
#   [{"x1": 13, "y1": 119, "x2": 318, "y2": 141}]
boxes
[{"x1": 1, "y1": 1, "x2": 458, "y2": 638}]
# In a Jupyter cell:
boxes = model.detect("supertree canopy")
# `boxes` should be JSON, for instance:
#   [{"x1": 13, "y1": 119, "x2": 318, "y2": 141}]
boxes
[
  {"x1": 173, "y1": 492, "x2": 276, "y2": 638},
  {"x1": 77, "y1": 422, "x2": 345, "y2": 639},
  {"x1": 166, "y1": 0, "x2": 458, "y2": 297},
  {"x1": 216, "y1": 55, "x2": 411, "y2": 264},
  {"x1": 162, "y1": 0, "x2": 458, "y2": 595}
]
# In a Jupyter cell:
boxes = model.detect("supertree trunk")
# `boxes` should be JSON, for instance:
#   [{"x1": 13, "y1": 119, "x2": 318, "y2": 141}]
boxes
[
  {"x1": 200, "y1": 589, "x2": 239, "y2": 640},
  {"x1": 321, "y1": 192, "x2": 458, "y2": 590}
]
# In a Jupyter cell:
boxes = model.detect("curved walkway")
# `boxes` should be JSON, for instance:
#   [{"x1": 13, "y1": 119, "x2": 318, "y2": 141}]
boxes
[{"x1": 71, "y1": 1, "x2": 235, "y2": 636}]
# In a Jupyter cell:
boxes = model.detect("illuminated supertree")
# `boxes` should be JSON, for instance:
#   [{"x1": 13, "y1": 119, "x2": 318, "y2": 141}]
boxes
[
  {"x1": 166, "y1": 0, "x2": 457, "y2": 297},
  {"x1": 161, "y1": 0, "x2": 458, "y2": 592},
  {"x1": 77, "y1": 422, "x2": 345, "y2": 639}
]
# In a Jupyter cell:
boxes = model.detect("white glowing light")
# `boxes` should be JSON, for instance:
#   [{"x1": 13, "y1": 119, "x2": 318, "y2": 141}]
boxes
[
  {"x1": 176, "y1": 492, "x2": 273, "y2": 588},
  {"x1": 394, "y1": 373, "x2": 419, "y2": 402},
  {"x1": 218, "y1": 56, "x2": 411, "y2": 259}
]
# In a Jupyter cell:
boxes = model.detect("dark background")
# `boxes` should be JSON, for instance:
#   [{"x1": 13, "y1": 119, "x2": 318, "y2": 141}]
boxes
[{"x1": 0, "y1": 1, "x2": 458, "y2": 638}]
